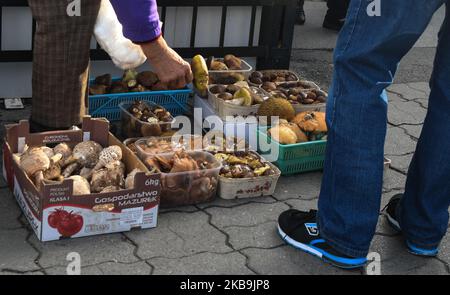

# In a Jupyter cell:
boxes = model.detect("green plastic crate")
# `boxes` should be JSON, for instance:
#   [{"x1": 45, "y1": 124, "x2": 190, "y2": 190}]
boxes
[
  {"x1": 275, "y1": 156, "x2": 325, "y2": 176},
  {"x1": 257, "y1": 126, "x2": 327, "y2": 175}
]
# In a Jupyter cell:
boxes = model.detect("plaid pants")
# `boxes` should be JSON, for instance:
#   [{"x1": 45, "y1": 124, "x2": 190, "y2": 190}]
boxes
[{"x1": 28, "y1": 0, "x2": 101, "y2": 128}]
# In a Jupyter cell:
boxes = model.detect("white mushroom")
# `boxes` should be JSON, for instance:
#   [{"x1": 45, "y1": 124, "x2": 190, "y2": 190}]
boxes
[
  {"x1": 68, "y1": 175, "x2": 91, "y2": 196},
  {"x1": 125, "y1": 168, "x2": 142, "y2": 190}
]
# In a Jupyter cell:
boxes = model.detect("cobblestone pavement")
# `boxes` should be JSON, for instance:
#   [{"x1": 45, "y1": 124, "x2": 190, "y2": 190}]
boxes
[{"x1": 0, "y1": 81, "x2": 449, "y2": 275}]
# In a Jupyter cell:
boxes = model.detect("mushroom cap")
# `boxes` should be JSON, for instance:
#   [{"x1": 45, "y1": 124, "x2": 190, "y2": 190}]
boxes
[
  {"x1": 53, "y1": 143, "x2": 72, "y2": 161},
  {"x1": 73, "y1": 141, "x2": 103, "y2": 168},
  {"x1": 20, "y1": 147, "x2": 50, "y2": 176},
  {"x1": 41, "y1": 147, "x2": 55, "y2": 159},
  {"x1": 98, "y1": 145, "x2": 123, "y2": 168},
  {"x1": 68, "y1": 175, "x2": 91, "y2": 196},
  {"x1": 292, "y1": 111, "x2": 328, "y2": 134},
  {"x1": 90, "y1": 161, "x2": 125, "y2": 193}
]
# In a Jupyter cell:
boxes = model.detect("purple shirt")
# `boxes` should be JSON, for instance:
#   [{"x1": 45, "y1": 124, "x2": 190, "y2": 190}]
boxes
[{"x1": 110, "y1": 0, "x2": 162, "y2": 43}]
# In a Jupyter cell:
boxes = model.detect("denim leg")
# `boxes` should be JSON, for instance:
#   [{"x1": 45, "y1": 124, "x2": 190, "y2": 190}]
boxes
[
  {"x1": 399, "y1": 3, "x2": 450, "y2": 250},
  {"x1": 317, "y1": 0, "x2": 445, "y2": 257}
]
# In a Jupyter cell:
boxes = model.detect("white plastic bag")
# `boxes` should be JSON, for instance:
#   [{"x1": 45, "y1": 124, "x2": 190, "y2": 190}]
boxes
[{"x1": 93, "y1": 0, "x2": 147, "y2": 70}]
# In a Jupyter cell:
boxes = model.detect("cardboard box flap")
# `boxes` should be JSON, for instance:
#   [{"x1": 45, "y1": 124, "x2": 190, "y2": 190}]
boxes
[{"x1": 5, "y1": 117, "x2": 110, "y2": 153}]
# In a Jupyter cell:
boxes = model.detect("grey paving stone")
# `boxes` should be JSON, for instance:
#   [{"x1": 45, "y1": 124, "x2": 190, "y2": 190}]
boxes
[
  {"x1": 0, "y1": 229, "x2": 40, "y2": 272},
  {"x1": 385, "y1": 126, "x2": 417, "y2": 156},
  {"x1": 437, "y1": 231, "x2": 450, "y2": 270},
  {"x1": 284, "y1": 198, "x2": 318, "y2": 211},
  {"x1": 125, "y1": 211, "x2": 231, "y2": 259},
  {"x1": 223, "y1": 221, "x2": 283, "y2": 250},
  {"x1": 375, "y1": 215, "x2": 401, "y2": 237},
  {"x1": 150, "y1": 252, "x2": 253, "y2": 275},
  {"x1": 0, "y1": 270, "x2": 44, "y2": 275},
  {"x1": 0, "y1": 189, "x2": 22, "y2": 230},
  {"x1": 402, "y1": 124, "x2": 423, "y2": 139},
  {"x1": 159, "y1": 205, "x2": 199, "y2": 213},
  {"x1": 388, "y1": 154, "x2": 414, "y2": 174},
  {"x1": 45, "y1": 261, "x2": 152, "y2": 275},
  {"x1": 273, "y1": 172, "x2": 323, "y2": 201},
  {"x1": 242, "y1": 246, "x2": 361, "y2": 275},
  {"x1": 382, "y1": 169, "x2": 407, "y2": 192},
  {"x1": 388, "y1": 96, "x2": 427, "y2": 126},
  {"x1": 388, "y1": 84, "x2": 429, "y2": 101},
  {"x1": 197, "y1": 196, "x2": 276, "y2": 209},
  {"x1": 29, "y1": 233, "x2": 138, "y2": 269},
  {"x1": 369, "y1": 235, "x2": 448, "y2": 275},
  {"x1": 206, "y1": 202, "x2": 290, "y2": 229}
]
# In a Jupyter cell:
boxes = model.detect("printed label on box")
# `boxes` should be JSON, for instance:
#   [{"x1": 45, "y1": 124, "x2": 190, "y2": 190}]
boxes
[{"x1": 120, "y1": 207, "x2": 144, "y2": 227}]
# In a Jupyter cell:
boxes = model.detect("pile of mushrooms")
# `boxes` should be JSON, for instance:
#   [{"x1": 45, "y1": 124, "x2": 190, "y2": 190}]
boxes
[
  {"x1": 144, "y1": 151, "x2": 219, "y2": 206},
  {"x1": 17, "y1": 141, "x2": 143, "y2": 195}
]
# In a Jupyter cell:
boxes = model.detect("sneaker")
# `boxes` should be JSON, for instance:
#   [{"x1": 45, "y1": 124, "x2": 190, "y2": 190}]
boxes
[
  {"x1": 384, "y1": 193, "x2": 403, "y2": 232},
  {"x1": 322, "y1": 15, "x2": 345, "y2": 31},
  {"x1": 384, "y1": 194, "x2": 439, "y2": 257},
  {"x1": 277, "y1": 209, "x2": 367, "y2": 269}
]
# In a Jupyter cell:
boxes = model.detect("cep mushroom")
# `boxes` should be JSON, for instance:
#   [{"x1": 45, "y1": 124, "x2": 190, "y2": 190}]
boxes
[
  {"x1": 63, "y1": 141, "x2": 103, "y2": 177},
  {"x1": 90, "y1": 161, "x2": 126, "y2": 193},
  {"x1": 68, "y1": 175, "x2": 91, "y2": 196},
  {"x1": 20, "y1": 147, "x2": 51, "y2": 188},
  {"x1": 125, "y1": 168, "x2": 142, "y2": 189},
  {"x1": 53, "y1": 143, "x2": 72, "y2": 163}
]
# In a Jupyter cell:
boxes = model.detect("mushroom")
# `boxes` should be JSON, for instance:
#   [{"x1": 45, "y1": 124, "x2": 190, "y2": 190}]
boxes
[
  {"x1": 41, "y1": 147, "x2": 55, "y2": 159},
  {"x1": 53, "y1": 143, "x2": 72, "y2": 162},
  {"x1": 190, "y1": 177, "x2": 215, "y2": 202},
  {"x1": 93, "y1": 145, "x2": 122, "y2": 171},
  {"x1": 170, "y1": 151, "x2": 199, "y2": 173},
  {"x1": 100, "y1": 186, "x2": 121, "y2": 193},
  {"x1": 62, "y1": 141, "x2": 102, "y2": 177},
  {"x1": 20, "y1": 147, "x2": 51, "y2": 188},
  {"x1": 68, "y1": 175, "x2": 91, "y2": 196},
  {"x1": 43, "y1": 153, "x2": 63, "y2": 182},
  {"x1": 125, "y1": 168, "x2": 142, "y2": 190},
  {"x1": 90, "y1": 161, "x2": 125, "y2": 193}
]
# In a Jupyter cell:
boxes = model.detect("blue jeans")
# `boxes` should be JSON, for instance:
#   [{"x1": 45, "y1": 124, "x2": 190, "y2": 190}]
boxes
[{"x1": 318, "y1": 0, "x2": 450, "y2": 257}]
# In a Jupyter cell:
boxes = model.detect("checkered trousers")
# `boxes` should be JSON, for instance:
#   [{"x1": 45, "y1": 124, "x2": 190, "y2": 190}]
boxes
[{"x1": 28, "y1": 0, "x2": 101, "y2": 128}]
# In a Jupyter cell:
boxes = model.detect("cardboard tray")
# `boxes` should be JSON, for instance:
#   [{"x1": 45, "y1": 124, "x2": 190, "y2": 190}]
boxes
[{"x1": 2, "y1": 117, "x2": 161, "y2": 241}]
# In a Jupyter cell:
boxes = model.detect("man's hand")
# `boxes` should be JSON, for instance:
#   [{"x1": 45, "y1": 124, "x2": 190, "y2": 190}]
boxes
[{"x1": 140, "y1": 36, "x2": 193, "y2": 89}]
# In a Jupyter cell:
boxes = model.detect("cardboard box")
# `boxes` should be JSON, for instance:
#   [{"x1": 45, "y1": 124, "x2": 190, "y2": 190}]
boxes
[{"x1": 2, "y1": 117, "x2": 161, "y2": 241}]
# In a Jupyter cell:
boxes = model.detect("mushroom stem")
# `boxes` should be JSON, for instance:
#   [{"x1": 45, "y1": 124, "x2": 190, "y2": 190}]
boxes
[{"x1": 62, "y1": 162, "x2": 79, "y2": 178}]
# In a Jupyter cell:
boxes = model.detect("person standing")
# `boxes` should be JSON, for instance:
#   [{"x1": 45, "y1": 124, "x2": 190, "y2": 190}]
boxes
[
  {"x1": 279, "y1": 0, "x2": 450, "y2": 268},
  {"x1": 297, "y1": 0, "x2": 350, "y2": 31},
  {"x1": 28, "y1": 0, "x2": 192, "y2": 132}
]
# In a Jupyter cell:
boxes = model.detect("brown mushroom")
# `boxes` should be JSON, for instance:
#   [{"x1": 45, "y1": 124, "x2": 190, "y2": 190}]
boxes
[
  {"x1": 20, "y1": 147, "x2": 51, "y2": 188},
  {"x1": 90, "y1": 161, "x2": 125, "y2": 193},
  {"x1": 62, "y1": 141, "x2": 102, "y2": 177}
]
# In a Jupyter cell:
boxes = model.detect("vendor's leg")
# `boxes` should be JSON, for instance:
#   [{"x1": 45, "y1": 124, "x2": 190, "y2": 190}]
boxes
[
  {"x1": 323, "y1": 0, "x2": 350, "y2": 31},
  {"x1": 396, "y1": 3, "x2": 450, "y2": 254},
  {"x1": 28, "y1": 0, "x2": 101, "y2": 130},
  {"x1": 316, "y1": 0, "x2": 445, "y2": 258},
  {"x1": 297, "y1": 0, "x2": 306, "y2": 25}
]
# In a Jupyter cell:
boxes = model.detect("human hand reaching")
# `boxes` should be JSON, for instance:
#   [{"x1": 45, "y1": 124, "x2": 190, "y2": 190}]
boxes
[{"x1": 140, "y1": 36, "x2": 193, "y2": 89}]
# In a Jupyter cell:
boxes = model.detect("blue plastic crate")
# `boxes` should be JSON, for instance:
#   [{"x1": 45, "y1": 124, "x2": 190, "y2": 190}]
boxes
[{"x1": 88, "y1": 78, "x2": 192, "y2": 121}]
